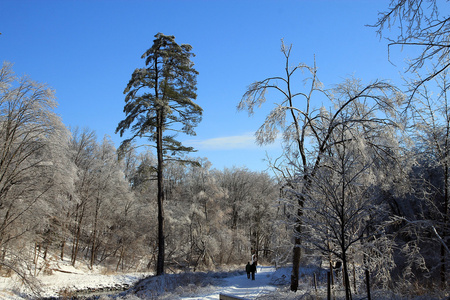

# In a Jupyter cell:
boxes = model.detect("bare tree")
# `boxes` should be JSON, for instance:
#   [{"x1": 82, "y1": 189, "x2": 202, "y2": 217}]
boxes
[
  {"x1": 304, "y1": 114, "x2": 396, "y2": 299},
  {"x1": 67, "y1": 127, "x2": 98, "y2": 266},
  {"x1": 373, "y1": 0, "x2": 450, "y2": 96},
  {"x1": 403, "y1": 66, "x2": 450, "y2": 287},
  {"x1": 88, "y1": 136, "x2": 131, "y2": 268},
  {"x1": 0, "y1": 62, "x2": 68, "y2": 292},
  {"x1": 238, "y1": 41, "x2": 402, "y2": 291},
  {"x1": 126, "y1": 150, "x2": 160, "y2": 269},
  {"x1": 215, "y1": 167, "x2": 278, "y2": 263}
]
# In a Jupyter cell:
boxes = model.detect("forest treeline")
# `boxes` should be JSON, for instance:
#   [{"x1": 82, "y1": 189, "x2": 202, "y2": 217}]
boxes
[
  {"x1": 0, "y1": 62, "x2": 285, "y2": 279},
  {"x1": 0, "y1": 58, "x2": 448, "y2": 296}
]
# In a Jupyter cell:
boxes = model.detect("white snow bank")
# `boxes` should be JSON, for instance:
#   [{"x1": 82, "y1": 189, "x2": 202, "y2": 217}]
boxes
[
  {"x1": 38, "y1": 270, "x2": 148, "y2": 297},
  {"x1": 0, "y1": 263, "x2": 290, "y2": 300},
  {"x1": 0, "y1": 258, "x2": 151, "y2": 299}
]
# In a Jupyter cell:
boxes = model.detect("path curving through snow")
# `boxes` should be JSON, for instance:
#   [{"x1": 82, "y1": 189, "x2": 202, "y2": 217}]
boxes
[{"x1": 181, "y1": 266, "x2": 278, "y2": 300}]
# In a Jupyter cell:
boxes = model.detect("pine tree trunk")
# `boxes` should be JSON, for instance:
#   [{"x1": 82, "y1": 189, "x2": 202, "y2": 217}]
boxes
[
  {"x1": 365, "y1": 269, "x2": 371, "y2": 300},
  {"x1": 156, "y1": 110, "x2": 165, "y2": 276}
]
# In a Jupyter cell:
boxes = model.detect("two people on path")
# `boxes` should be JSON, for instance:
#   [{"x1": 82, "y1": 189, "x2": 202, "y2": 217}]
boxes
[{"x1": 246, "y1": 262, "x2": 257, "y2": 280}]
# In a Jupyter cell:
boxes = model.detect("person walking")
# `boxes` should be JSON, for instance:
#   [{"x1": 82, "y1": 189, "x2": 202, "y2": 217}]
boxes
[
  {"x1": 251, "y1": 253, "x2": 258, "y2": 273},
  {"x1": 251, "y1": 262, "x2": 256, "y2": 280},
  {"x1": 245, "y1": 262, "x2": 251, "y2": 279}
]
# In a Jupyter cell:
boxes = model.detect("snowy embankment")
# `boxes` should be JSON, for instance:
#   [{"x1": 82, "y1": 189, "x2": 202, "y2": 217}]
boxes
[
  {"x1": 1, "y1": 263, "x2": 446, "y2": 300},
  {"x1": 0, "y1": 257, "x2": 151, "y2": 299},
  {"x1": 0, "y1": 262, "x2": 287, "y2": 299}
]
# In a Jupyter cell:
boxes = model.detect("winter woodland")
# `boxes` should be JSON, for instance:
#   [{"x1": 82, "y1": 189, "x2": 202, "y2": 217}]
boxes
[{"x1": 0, "y1": 1, "x2": 449, "y2": 299}]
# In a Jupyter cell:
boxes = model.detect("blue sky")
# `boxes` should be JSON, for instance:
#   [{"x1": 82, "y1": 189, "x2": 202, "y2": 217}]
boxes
[{"x1": 0, "y1": 0, "x2": 405, "y2": 172}]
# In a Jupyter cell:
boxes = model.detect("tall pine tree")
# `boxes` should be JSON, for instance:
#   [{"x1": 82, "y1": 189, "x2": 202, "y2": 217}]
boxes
[{"x1": 116, "y1": 33, "x2": 202, "y2": 275}]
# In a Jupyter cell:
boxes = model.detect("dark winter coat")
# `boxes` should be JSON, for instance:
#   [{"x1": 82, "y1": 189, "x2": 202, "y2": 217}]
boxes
[{"x1": 246, "y1": 263, "x2": 251, "y2": 273}]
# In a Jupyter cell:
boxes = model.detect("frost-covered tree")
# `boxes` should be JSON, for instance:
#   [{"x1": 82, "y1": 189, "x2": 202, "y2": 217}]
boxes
[
  {"x1": 67, "y1": 127, "x2": 98, "y2": 266},
  {"x1": 87, "y1": 136, "x2": 133, "y2": 269},
  {"x1": 152, "y1": 161, "x2": 281, "y2": 271},
  {"x1": 116, "y1": 33, "x2": 202, "y2": 275},
  {"x1": 305, "y1": 115, "x2": 397, "y2": 299},
  {"x1": 125, "y1": 150, "x2": 159, "y2": 269},
  {"x1": 0, "y1": 62, "x2": 69, "y2": 289},
  {"x1": 165, "y1": 159, "x2": 228, "y2": 269},
  {"x1": 215, "y1": 167, "x2": 279, "y2": 263},
  {"x1": 65, "y1": 128, "x2": 137, "y2": 270},
  {"x1": 238, "y1": 42, "x2": 324, "y2": 291},
  {"x1": 238, "y1": 41, "x2": 402, "y2": 291},
  {"x1": 401, "y1": 66, "x2": 450, "y2": 287},
  {"x1": 373, "y1": 0, "x2": 450, "y2": 96}
]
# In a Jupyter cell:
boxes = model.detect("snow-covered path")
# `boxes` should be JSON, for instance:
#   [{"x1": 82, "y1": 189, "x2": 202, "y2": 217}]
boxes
[
  {"x1": 181, "y1": 266, "x2": 278, "y2": 300},
  {"x1": 0, "y1": 264, "x2": 286, "y2": 299}
]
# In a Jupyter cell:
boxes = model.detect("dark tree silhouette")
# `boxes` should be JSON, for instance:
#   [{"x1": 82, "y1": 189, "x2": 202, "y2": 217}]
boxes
[{"x1": 116, "y1": 33, "x2": 202, "y2": 275}]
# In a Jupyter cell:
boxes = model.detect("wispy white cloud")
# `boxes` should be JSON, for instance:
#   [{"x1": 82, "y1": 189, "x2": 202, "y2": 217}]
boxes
[{"x1": 187, "y1": 132, "x2": 261, "y2": 150}]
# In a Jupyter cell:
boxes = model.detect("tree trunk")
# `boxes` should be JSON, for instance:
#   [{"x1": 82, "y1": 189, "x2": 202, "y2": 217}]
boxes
[
  {"x1": 72, "y1": 203, "x2": 85, "y2": 267},
  {"x1": 291, "y1": 222, "x2": 302, "y2": 291},
  {"x1": 328, "y1": 240, "x2": 335, "y2": 285},
  {"x1": 43, "y1": 244, "x2": 48, "y2": 261},
  {"x1": 156, "y1": 109, "x2": 165, "y2": 276},
  {"x1": 61, "y1": 240, "x2": 65, "y2": 261},
  {"x1": 90, "y1": 197, "x2": 101, "y2": 269},
  {"x1": 442, "y1": 162, "x2": 448, "y2": 288},
  {"x1": 327, "y1": 271, "x2": 331, "y2": 300},
  {"x1": 365, "y1": 269, "x2": 371, "y2": 300},
  {"x1": 291, "y1": 194, "x2": 304, "y2": 291},
  {"x1": 34, "y1": 243, "x2": 40, "y2": 276},
  {"x1": 342, "y1": 252, "x2": 352, "y2": 300},
  {"x1": 116, "y1": 246, "x2": 125, "y2": 272}
]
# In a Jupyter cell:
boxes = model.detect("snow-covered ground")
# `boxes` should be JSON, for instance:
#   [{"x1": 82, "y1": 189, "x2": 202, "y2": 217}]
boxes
[
  {"x1": 0, "y1": 263, "x2": 292, "y2": 299},
  {"x1": 2, "y1": 262, "x2": 446, "y2": 300},
  {"x1": 0, "y1": 258, "x2": 287, "y2": 300},
  {"x1": 114, "y1": 265, "x2": 290, "y2": 300},
  {"x1": 0, "y1": 258, "x2": 151, "y2": 299}
]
